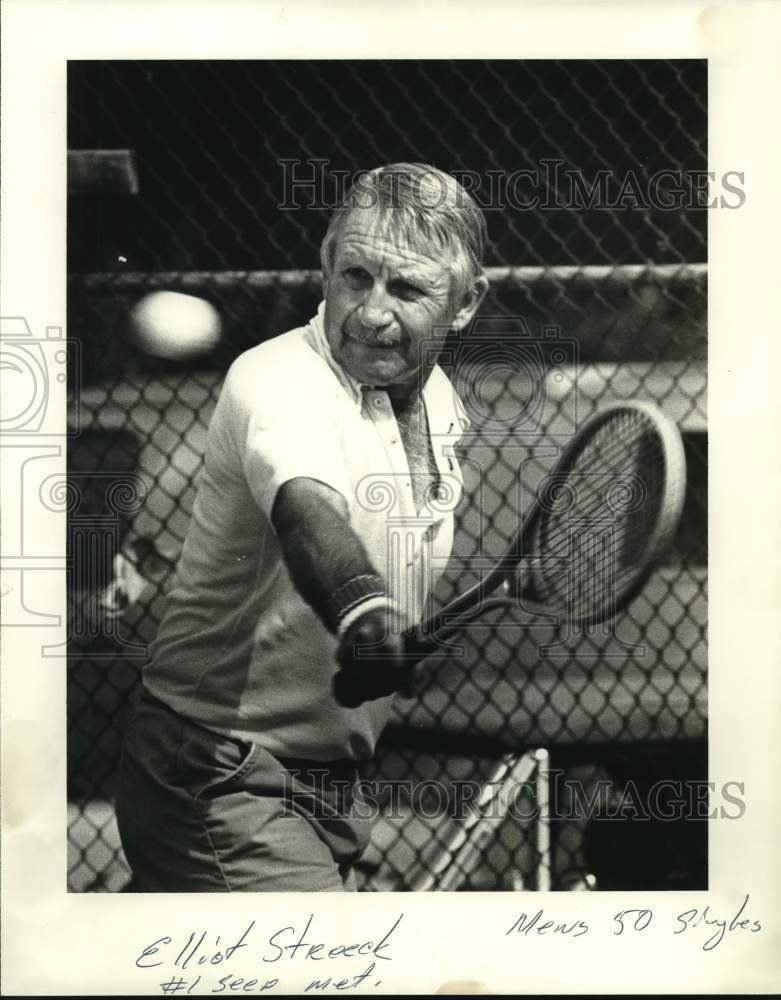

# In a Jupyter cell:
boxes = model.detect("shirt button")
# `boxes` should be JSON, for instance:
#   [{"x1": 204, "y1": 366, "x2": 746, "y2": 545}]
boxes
[{"x1": 374, "y1": 397, "x2": 383, "y2": 407}]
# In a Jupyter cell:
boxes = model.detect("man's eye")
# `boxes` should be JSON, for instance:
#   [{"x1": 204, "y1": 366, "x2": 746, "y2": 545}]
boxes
[
  {"x1": 391, "y1": 281, "x2": 425, "y2": 301},
  {"x1": 343, "y1": 267, "x2": 371, "y2": 287}
]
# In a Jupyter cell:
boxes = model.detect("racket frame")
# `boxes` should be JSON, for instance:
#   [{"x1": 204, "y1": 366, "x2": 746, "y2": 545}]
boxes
[{"x1": 406, "y1": 400, "x2": 687, "y2": 657}]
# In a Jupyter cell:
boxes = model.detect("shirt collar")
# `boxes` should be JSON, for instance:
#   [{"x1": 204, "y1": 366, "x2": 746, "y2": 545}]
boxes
[
  {"x1": 308, "y1": 301, "x2": 364, "y2": 407},
  {"x1": 307, "y1": 300, "x2": 470, "y2": 436}
]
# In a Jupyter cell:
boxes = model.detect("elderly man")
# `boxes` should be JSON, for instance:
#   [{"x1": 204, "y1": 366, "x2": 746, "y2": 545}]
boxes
[{"x1": 116, "y1": 163, "x2": 489, "y2": 891}]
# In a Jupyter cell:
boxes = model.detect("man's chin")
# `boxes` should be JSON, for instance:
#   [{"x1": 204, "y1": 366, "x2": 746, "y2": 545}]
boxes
[
  {"x1": 342, "y1": 343, "x2": 408, "y2": 385},
  {"x1": 352, "y1": 362, "x2": 407, "y2": 386}
]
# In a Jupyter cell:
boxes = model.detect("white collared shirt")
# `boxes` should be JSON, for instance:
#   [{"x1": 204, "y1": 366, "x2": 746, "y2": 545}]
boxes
[{"x1": 144, "y1": 303, "x2": 468, "y2": 761}]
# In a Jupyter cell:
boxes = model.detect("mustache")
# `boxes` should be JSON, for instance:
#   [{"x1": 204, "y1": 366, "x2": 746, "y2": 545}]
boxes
[{"x1": 344, "y1": 323, "x2": 403, "y2": 348}]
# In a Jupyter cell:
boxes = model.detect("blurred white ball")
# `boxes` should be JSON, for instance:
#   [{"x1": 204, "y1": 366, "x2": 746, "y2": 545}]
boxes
[{"x1": 129, "y1": 291, "x2": 222, "y2": 360}]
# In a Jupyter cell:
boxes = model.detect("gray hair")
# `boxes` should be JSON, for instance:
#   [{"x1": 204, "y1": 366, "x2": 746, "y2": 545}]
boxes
[{"x1": 320, "y1": 163, "x2": 487, "y2": 299}]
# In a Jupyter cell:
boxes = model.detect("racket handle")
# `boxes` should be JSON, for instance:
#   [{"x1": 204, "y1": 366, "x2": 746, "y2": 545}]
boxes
[
  {"x1": 405, "y1": 595, "x2": 522, "y2": 655},
  {"x1": 332, "y1": 662, "x2": 416, "y2": 707}
]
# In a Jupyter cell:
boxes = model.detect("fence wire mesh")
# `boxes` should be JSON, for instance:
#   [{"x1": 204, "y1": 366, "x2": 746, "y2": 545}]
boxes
[{"x1": 66, "y1": 59, "x2": 707, "y2": 893}]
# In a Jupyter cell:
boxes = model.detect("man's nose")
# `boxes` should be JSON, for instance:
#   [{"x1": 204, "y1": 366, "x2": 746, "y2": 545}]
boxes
[{"x1": 359, "y1": 283, "x2": 393, "y2": 328}]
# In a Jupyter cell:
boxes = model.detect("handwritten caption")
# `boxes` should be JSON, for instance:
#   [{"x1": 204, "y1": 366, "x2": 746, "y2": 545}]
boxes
[
  {"x1": 136, "y1": 913, "x2": 403, "y2": 995},
  {"x1": 134, "y1": 895, "x2": 762, "y2": 995},
  {"x1": 504, "y1": 892, "x2": 761, "y2": 952}
]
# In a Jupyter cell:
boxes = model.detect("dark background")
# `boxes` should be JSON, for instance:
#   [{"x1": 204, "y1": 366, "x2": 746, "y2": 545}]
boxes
[{"x1": 68, "y1": 59, "x2": 707, "y2": 273}]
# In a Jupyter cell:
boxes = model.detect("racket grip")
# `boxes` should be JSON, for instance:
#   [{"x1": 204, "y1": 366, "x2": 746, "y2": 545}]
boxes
[{"x1": 332, "y1": 662, "x2": 416, "y2": 708}]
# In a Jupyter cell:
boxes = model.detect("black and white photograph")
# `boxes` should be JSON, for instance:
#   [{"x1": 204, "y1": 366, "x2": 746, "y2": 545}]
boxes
[
  {"x1": 65, "y1": 58, "x2": 708, "y2": 896},
  {"x1": 2, "y1": 2, "x2": 780, "y2": 995}
]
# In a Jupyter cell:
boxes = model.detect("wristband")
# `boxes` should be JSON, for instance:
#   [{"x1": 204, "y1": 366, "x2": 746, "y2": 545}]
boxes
[
  {"x1": 326, "y1": 573, "x2": 389, "y2": 634},
  {"x1": 336, "y1": 595, "x2": 401, "y2": 639}
]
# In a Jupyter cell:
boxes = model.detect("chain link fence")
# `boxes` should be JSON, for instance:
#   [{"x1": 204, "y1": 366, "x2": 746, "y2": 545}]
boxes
[{"x1": 66, "y1": 59, "x2": 707, "y2": 892}]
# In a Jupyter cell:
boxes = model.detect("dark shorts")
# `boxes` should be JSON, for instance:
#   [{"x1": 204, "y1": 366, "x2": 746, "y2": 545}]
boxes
[{"x1": 115, "y1": 688, "x2": 371, "y2": 892}]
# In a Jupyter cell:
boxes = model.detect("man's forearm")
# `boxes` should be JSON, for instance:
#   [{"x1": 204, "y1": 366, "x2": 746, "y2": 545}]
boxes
[
  {"x1": 272, "y1": 478, "x2": 410, "y2": 705},
  {"x1": 271, "y1": 477, "x2": 386, "y2": 631}
]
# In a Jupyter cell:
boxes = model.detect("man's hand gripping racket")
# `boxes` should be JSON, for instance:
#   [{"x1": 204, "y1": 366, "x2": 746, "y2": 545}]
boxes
[{"x1": 333, "y1": 401, "x2": 687, "y2": 708}]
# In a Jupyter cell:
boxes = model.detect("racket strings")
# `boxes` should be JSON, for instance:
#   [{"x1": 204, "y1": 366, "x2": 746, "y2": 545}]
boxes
[
  {"x1": 530, "y1": 412, "x2": 667, "y2": 616},
  {"x1": 566, "y1": 415, "x2": 664, "y2": 556},
  {"x1": 538, "y1": 463, "x2": 663, "y2": 602},
  {"x1": 535, "y1": 415, "x2": 657, "y2": 555},
  {"x1": 538, "y1": 452, "x2": 663, "y2": 579}
]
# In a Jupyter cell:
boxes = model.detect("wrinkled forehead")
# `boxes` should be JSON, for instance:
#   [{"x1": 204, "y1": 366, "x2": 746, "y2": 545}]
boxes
[{"x1": 334, "y1": 206, "x2": 458, "y2": 277}]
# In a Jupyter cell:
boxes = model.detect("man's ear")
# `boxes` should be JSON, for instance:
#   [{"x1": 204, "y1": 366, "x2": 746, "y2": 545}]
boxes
[{"x1": 451, "y1": 275, "x2": 489, "y2": 331}]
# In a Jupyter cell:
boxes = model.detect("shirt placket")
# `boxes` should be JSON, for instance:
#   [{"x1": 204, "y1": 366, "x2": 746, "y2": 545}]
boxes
[
  {"x1": 363, "y1": 389, "x2": 415, "y2": 511},
  {"x1": 363, "y1": 389, "x2": 436, "y2": 622}
]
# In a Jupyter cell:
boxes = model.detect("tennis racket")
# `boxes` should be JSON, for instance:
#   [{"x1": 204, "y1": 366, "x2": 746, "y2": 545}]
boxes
[
  {"x1": 334, "y1": 400, "x2": 687, "y2": 706},
  {"x1": 404, "y1": 400, "x2": 687, "y2": 663}
]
